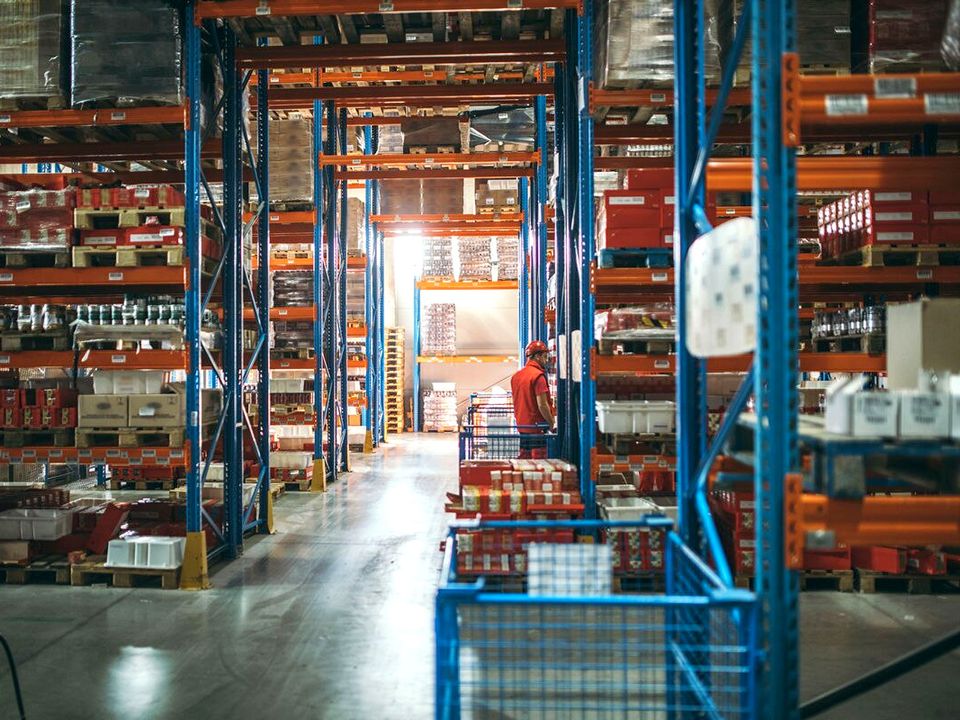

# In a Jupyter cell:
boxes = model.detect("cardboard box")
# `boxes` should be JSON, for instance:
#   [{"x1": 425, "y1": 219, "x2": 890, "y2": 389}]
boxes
[
  {"x1": 898, "y1": 391, "x2": 950, "y2": 438},
  {"x1": 92, "y1": 371, "x2": 164, "y2": 395},
  {"x1": 852, "y1": 545, "x2": 906, "y2": 574},
  {"x1": 824, "y1": 376, "x2": 898, "y2": 437},
  {"x1": 128, "y1": 394, "x2": 182, "y2": 428},
  {"x1": 886, "y1": 298, "x2": 960, "y2": 390},
  {"x1": 78, "y1": 395, "x2": 128, "y2": 428}
]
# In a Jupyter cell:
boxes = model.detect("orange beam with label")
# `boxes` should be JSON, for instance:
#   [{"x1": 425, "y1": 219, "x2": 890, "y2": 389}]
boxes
[
  {"x1": 381, "y1": 225, "x2": 520, "y2": 236},
  {"x1": 0, "y1": 447, "x2": 188, "y2": 465},
  {"x1": 591, "y1": 351, "x2": 886, "y2": 376},
  {"x1": 198, "y1": 0, "x2": 579, "y2": 18},
  {"x1": 589, "y1": 84, "x2": 753, "y2": 112},
  {"x1": 0, "y1": 350, "x2": 188, "y2": 370},
  {"x1": 418, "y1": 354, "x2": 518, "y2": 364},
  {"x1": 0, "y1": 105, "x2": 186, "y2": 129},
  {"x1": 416, "y1": 279, "x2": 519, "y2": 290},
  {"x1": 0, "y1": 267, "x2": 188, "y2": 290},
  {"x1": 337, "y1": 168, "x2": 534, "y2": 181},
  {"x1": 321, "y1": 151, "x2": 538, "y2": 168},
  {"x1": 371, "y1": 213, "x2": 523, "y2": 224}
]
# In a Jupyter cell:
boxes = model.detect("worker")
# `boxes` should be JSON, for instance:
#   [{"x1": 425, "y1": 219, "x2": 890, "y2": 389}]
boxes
[{"x1": 511, "y1": 340, "x2": 555, "y2": 459}]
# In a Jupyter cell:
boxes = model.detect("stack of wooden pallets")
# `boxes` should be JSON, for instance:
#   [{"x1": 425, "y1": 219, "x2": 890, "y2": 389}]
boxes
[{"x1": 385, "y1": 327, "x2": 405, "y2": 434}]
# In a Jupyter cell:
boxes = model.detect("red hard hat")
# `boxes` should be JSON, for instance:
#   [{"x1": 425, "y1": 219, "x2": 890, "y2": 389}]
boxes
[{"x1": 525, "y1": 340, "x2": 549, "y2": 358}]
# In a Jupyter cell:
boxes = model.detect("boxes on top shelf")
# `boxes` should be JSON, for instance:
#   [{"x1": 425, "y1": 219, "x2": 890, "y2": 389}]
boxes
[
  {"x1": 860, "y1": 0, "x2": 950, "y2": 73},
  {"x1": 476, "y1": 179, "x2": 518, "y2": 213},
  {"x1": 0, "y1": 188, "x2": 75, "y2": 251},
  {"x1": 0, "y1": 0, "x2": 68, "y2": 104},
  {"x1": 886, "y1": 298, "x2": 960, "y2": 390}
]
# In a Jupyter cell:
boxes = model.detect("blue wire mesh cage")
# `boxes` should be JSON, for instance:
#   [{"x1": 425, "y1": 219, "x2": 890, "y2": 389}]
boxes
[
  {"x1": 436, "y1": 519, "x2": 758, "y2": 720},
  {"x1": 459, "y1": 425, "x2": 559, "y2": 461}
]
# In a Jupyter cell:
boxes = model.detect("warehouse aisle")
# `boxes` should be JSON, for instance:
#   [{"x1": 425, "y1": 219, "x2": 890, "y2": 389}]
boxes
[{"x1": 0, "y1": 434, "x2": 458, "y2": 720}]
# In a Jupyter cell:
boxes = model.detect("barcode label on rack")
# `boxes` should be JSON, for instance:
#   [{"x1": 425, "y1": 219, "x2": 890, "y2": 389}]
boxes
[
  {"x1": 877, "y1": 232, "x2": 913, "y2": 241},
  {"x1": 825, "y1": 94, "x2": 868, "y2": 116},
  {"x1": 111, "y1": 355, "x2": 127, "y2": 364},
  {"x1": 0, "y1": 273, "x2": 12, "y2": 283},
  {"x1": 925, "y1": 93, "x2": 960, "y2": 115},
  {"x1": 256, "y1": 1, "x2": 270, "y2": 15},
  {"x1": 933, "y1": 211, "x2": 960, "y2": 221},
  {"x1": 652, "y1": 272, "x2": 669, "y2": 282},
  {"x1": 134, "y1": 187, "x2": 150, "y2": 198},
  {"x1": 0, "y1": 356, "x2": 9, "y2": 365},
  {"x1": 110, "y1": 111, "x2": 126, "y2": 121},
  {"x1": 609, "y1": 196, "x2": 645, "y2": 205},
  {"x1": 0, "y1": 115, "x2": 10, "y2": 123},
  {"x1": 654, "y1": 359, "x2": 670, "y2": 369},
  {"x1": 108, "y1": 272, "x2": 124, "y2": 281},
  {"x1": 650, "y1": 93, "x2": 667, "y2": 103},
  {"x1": 875, "y1": 192, "x2": 913, "y2": 202},
  {"x1": 876, "y1": 212, "x2": 913, "y2": 222},
  {"x1": 917, "y1": 269, "x2": 934, "y2": 280},
  {"x1": 874, "y1": 77, "x2": 916, "y2": 98}
]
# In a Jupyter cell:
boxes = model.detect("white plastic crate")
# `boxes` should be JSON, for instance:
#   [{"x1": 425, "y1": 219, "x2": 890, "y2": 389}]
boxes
[
  {"x1": 595, "y1": 400, "x2": 676, "y2": 435},
  {"x1": 0, "y1": 508, "x2": 72, "y2": 541},
  {"x1": 598, "y1": 497, "x2": 663, "y2": 521},
  {"x1": 106, "y1": 536, "x2": 186, "y2": 570}
]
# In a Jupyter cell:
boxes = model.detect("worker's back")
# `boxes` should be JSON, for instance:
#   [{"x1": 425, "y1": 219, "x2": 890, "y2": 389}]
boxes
[{"x1": 511, "y1": 361, "x2": 547, "y2": 430}]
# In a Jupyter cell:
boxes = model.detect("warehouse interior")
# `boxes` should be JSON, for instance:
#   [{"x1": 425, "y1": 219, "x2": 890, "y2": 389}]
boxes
[{"x1": 0, "y1": 1, "x2": 958, "y2": 719}]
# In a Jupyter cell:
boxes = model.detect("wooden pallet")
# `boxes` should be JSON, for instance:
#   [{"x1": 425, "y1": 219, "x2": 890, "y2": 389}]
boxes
[
  {"x1": 800, "y1": 569, "x2": 854, "y2": 592},
  {"x1": 0, "y1": 330, "x2": 71, "y2": 352},
  {"x1": 799, "y1": 63, "x2": 849, "y2": 76},
  {"x1": 108, "y1": 478, "x2": 181, "y2": 492},
  {"x1": 408, "y1": 145, "x2": 458, "y2": 154},
  {"x1": 811, "y1": 332, "x2": 885, "y2": 354},
  {"x1": 72, "y1": 245, "x2": 189, "y2": 269},
  {"x1": 856, "y1": 571, "x2": 960, "y2": 594},
  {"x1": 478, "y1": 207, "x2": 520, "y2": 216},
  {"x1": 0, "y1": 95, "x2": 65, "y2": 111},
  {"x1": 0, "y1": 556, "x2": 72, "y2": 585},
  {"x1": 74, "y1": 207, "x2": 188, "y2": 230},
  {"x1": 76, "y1": 427, "x2": 185, "y2": 449},
  {"x1": 0, "y1": 428, "x2": 74, "y2": 448},
  {"x1": 424, "y1": 426, "x2": 458, "y2": 433},
  {"x1": 0, "y1": 250, "x2": 70, "y2": 269},
  {"x1": 70, "y1": 558, "x2": 181, "y2": 590},
  {"x1": 827, "y1": 244, "x2": 960, "y2": 268},
  {"x1": 280, "y1": 477, "x2": 312, "y2": 491}
]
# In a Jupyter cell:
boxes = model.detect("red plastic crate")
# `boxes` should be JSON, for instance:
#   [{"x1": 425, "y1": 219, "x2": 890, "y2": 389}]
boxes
[{"x1": 851, "y1": 545, "x2": 907, "y2": 574}]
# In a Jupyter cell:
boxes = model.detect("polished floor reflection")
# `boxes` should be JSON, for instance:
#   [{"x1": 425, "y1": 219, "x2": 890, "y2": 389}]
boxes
[{"x1": 0, "y1": 434, "x2": 955, "y2": 719}]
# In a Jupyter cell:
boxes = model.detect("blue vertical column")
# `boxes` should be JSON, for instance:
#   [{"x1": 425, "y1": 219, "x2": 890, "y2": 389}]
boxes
[
  {"x1": 364, "y1": 124, "x2": 376, "y2": 448},
  {"x1": 674, "y1": 0, "x2": 710, "y2": 548},
  {"x1": 324, "y1": 100, "x2": 339, "y2": 481},
  {"x1": 313, "y1": 73, "x2": 326, "y2": 484},
  {"x1": 337, "y1": 109, "x2": 349, "y2": 469},
  {"x1": 534, "y1": 94, "x2": 549, "y2": 344},
  {"x1": 553, "y1": 58, "x2": 571, "y2": 460},
  {"x1": 374, "y1": 175, "x2": 386, "y2": 441},
  {"x1": 576, "y1": 4, "x2": 596, "y2": 515},
  {"x1": 518, "y1": 176, "x2": 530, "y2": 356},
  {"x1": 412, "y1": 282, "x2": 421, "y2": 432},
  {"x1": 256, "y1": 46, "x2": 271, "y2": 527},
  {"x1": 180, "y1": 0, "x2": 208, "y2": 589},
  {"x1": 222, "y1": 27, "x2": 242, "y2": 554},
  {"x1": 753, "y1": 0, "x2": 800, "y2": 717}
]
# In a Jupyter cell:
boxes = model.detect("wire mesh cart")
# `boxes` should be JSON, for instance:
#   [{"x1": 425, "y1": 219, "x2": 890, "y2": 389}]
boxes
[{"x1": 436, "y1": 519, "x2": 758, "y2": 720}]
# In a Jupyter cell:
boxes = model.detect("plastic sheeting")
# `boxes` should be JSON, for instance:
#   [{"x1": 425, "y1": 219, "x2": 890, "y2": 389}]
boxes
[{"x1": 0, "y1": 0, "x2": 66, "y2": 101}]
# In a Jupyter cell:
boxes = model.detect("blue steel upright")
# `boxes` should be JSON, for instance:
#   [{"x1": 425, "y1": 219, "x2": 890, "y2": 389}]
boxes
[
  {"x1": 575, "y1": 3, "x2": 596, "y2": 517},
  {"x1": 255, "y1": 47, "x2": 272, "y2": 528},
  {"x1": 413, "y1": 282, "x2": 421, "y2": 431},
  {"x1": 518, "y1": 176, "x2": 530, "y2": 356},
  {"x1": 364, "y1": 124, "x2": 377, "y2": 447},
  {"x1": 552, "y1": 51, "x2": 571, "y2": 460},
  {"x1": 323, "y1": 100, "x2": 339, "y2": 480},
  {"x1": 534, "y1": 94, "x2": 549, "y2": 344},
  {"x1": 337, "y1": 109, "x2": 350, "y2": 468},
  {"x1": 313, "y1": 39, "x2": 326, "y2": 479}
]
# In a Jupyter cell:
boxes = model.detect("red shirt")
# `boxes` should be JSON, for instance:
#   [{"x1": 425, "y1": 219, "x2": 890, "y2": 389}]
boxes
[{"x1": 511, "y1": 359, "x2": 552, "y2": 431}]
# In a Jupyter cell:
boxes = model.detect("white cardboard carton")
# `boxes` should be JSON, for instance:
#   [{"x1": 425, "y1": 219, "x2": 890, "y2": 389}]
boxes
[
  {"x1": 824, "y1": 375, "x2": 898, "y2": 437},
  {"x1": 898, "y1": 391, "x2": 950, "y2": 438}
]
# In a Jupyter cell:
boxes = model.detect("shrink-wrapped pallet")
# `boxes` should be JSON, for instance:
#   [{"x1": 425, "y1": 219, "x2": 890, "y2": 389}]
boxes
[
  {"x1": 0, "y1": 0, "x2": 66, "y2": 103},
  {"x1": 456, "y1": 237, "x2": 493, "y2": 281},
  {"x1": 422, "y1": 237, "x2": 455, "y2": 280},
  {"x1": 380, "y1": 179, "x2": 422, "y2": 216},
  {"x1": 272, "y1": 271, "x2": 313, "y2": 307},
  {"x1": 422, "y1": 303, "x2": 456, "y2": 355},
  {"x1": 347, "y1": 197, "x2": 365, "y2": 254},
  {"x1": 469, "y1": 108, "x2": 535, "y2": 151},
  {"x1": 495, "y1": 237, "x2": 519, "y2": 282},
  {"x1": 267, "y1": 119, "x2": 314, "y2": 203},
  {"x1": 861, "y1": 0, "x2": 949, "y2": 73},
  {"x1": 401, "y1": 118, "x2": 461, "y2": 151},
  {"x1": 70, "y1": 0, "x2": 183, "y2": 106},
  {"x1": 0, "y1": 188, "x2": 74, "y2": 251}
]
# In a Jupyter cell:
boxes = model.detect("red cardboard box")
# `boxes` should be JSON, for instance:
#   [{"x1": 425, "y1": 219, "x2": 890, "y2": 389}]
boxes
[
  {"x1": 625, "y1": 168, "x2": 674, "y2": 190},
  {"x1": 597, "y1": 227, "x2": 665, "y2": 250},
  {"x1": 802, "y1": 548, "x2": 852, "y2": 571},
  {"x1": 906, "y1": 548, "x2": 946, "y2": 575},
  {"x1": 852, "y1": 545, "x2": 906, "y2": 574}
]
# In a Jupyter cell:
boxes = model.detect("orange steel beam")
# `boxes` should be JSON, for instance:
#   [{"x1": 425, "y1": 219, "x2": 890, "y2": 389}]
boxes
[
  {"x1": 383, "y1": 227, "x2": 520, "y2": 237},
  {"x1": 589, "y1": 84, "x2": 753, "y2": 110},
  {"x1": 322, "y1": 151, "x2": 538, "y2": 167},
  {"x1": 237, "y1": 40, "x2": 565, "y2": 71},
  {"x1": 345, "y1": 117, "x2": 404, "y2": 127},
  {"x1": 270, "y1": 83, "x2": 553, "y2": 108},
  {"x1": 591, "y1": 351, "x2": 886, "y2": 376},
  {"x1": 371, "y1": 213, "x2": 522, "y2": 223},
  {"x1": 594, "y1": 122, "x2": 953, "y2": 145},
  {"x1": 0, "y1": 105, "x2": 185, "y2": 129},
  {"x1": 336, "y1": 167, "x2": 534, "y2": 180},
  {"x1": 198, "y1": 0, "x2": 579, "y2": 18},
  {"x1": 0, "y1": 140, "x2": 219, "y2": 163},
  {"x1": 252, "y1": 70, "x2": 543, "y2": 86},
  {"x1": 801, "y1": 494, "x2": 960, "y2": 547}
]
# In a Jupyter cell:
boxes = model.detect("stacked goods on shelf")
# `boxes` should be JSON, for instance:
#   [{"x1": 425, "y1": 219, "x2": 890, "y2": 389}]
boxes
[
  {"x1": 0, "y1": 188, "x2": 74, "y2": 260},
  {"x1": 468, "y1": 108, "x2": 535, "y2": 152},
  {"x1": 264, "y1": 119, "x2": 314, "y2": 204},
  {"x1": 70, "y1": 0, "x2": 183, "y2": 107},
  {"x1": 346, "y1": 270, "x2": 365, "y2": 326},
  {"x1": 817, "y1": 190, "x2": 958, "y2": 263},
  {"x1": 494, "y1": 236, "x2": 519, "y2": 281},
  {"x1": 422, "y1": 179, "x2": 463, "y2": 216},
  {"x1": 346, "y1": 197, "x2": 365, "y2": 256},
  {"x1": 0, "y1": 382, "x2": 78, "y2": 446},
  {"x1": 422, "y1": 303, "x2": 456, "y2": 355},
  {"x1": 809, "y1": 304, "x2": 885, "y2": 354},
  {"x1": 446, "y1": 459, "x2": 583, "y2": 576},
  {"x1": 380, "y1": 179, "x2": 421, "y2": 216},
  {"x1": 263, "y1": 377, "x2": 315, "y2": 428},
  {"x1": 596, "y1": 485, "x2": 674, "y2": 576},
  {"x1": 421, "y1": 237, "x2": 455, "y2": 279},
  {"x1": 270, "y1": 450, "x2": 315, "y2": 491},
  {"x1": 945, "y1": 0, "x2": 960, "y2": 70},
  {"x1": 475, "y1": 180, "x2": 518, "y2": 214},
  {"x1": 272, "y1": 271, "x2": 312, "y2": 307},
  {"x1": 422, "y1": 384, "x2": 457, "y2": 432},
  {"x1": 272, "y1": 321, "x2": 313, "y2": 359},
  {"x1": 377, "y1": 124, "x2": 405, "y2": 154},
  {"x1": 401, "y1": 117, "x2": 461, "y2": 152},
  {"x1": 0, "y1": 0, "x2": 67, "y2": 106},
  {"x1": 593, "y1": 0, "x2": 721, "y2": 89},
  {"x1": 857, "y1": 0, "x2": 949, "y2": 73},
  {"x1": 78, "y1": 372, "x2": 222, "y2": 456},
  {"x1": 455, "y1": 237, "x2": 492, "y2": 281},
  {"x1": 385, "y1": 327, "x2": 405, "y2": 433}
]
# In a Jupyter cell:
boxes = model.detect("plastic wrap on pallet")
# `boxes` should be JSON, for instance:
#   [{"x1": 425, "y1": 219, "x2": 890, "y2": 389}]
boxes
[
  {"x1": 495, "y1": 236, "x2": 519, "y2": 282},
  {"x1": 0, "y1": 188, "x2": 74, "y2": 251},
  {"x1": 422, "y1": 388, "x2": 457, "y2": 431},
  {"x1": 401, "y1": 117, "x2": 461, "y2": 151},
  {"x1": 456, "y1": 237, "x2": 493, "y2": 281},
  {"x1": 421, "y1": 179, "x2": 464, "y2": 215},
  {"x1": 70, "y1": 0, "x2": 183, "y2": 107},
  {"x1": 380, "y1": 179, "x2": 422, "y2": 216},
  {"x1": 857, "y1": 0, "x2": 949, "y2": 73},
  {"x1": 593, "y1": 0, "x2": 721, "y2": 88},
  {"x1": 595, "y1": 305, "x2": 675, "y2": 341},
  {"x1": 377, "y1": 124, "x2": 405, "y2": 154},
  {"x1": 421, "y1": 236, "x2": 455, "y2": 279},
  {"x1": 945, "y1": 0, "x2": 960, "y2": 69},
  {"x1": 469, "y1": 108, "x2": 535, "y2": 150},
  {"x1": 0, "y1": 0, "x2": 67, "y2": 102},
  {"x1": 422, "y1": 303, "x2": 456, "y2": 355},
  {"x1": 476, "y1": 179, "x2": 518, "y2": 213},
  {"x1": 266, "y1": 118, "x2": 314, "y2": 203},
  {"x1": 272, "y1": 271, "x2": 313, "y2": 307},
  {"x1": 347, "y1": 197, "x2": 365, "y2": 254}
]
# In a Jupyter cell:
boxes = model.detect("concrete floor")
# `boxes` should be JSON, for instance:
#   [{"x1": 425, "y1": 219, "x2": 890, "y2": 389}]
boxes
[{"x1": 0, "y1": 433, "x2": 953, "y2": 719}]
